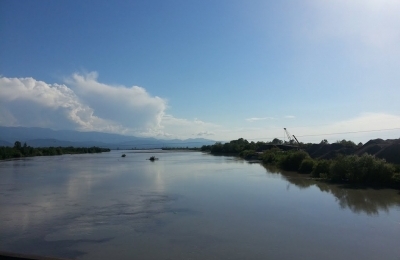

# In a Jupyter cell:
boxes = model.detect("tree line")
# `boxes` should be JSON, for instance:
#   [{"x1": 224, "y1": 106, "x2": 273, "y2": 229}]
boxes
[
  {"x1": 201, "y1": 138, "x2": 400, "y2": 188},
  {"x1": 0, "y1": 141, "x2": 110, "y2": 160}
]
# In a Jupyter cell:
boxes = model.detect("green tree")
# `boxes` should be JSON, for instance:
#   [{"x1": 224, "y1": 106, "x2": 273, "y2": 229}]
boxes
[
  {"x1": 14, "y1": 141, "x2": 22, "y2": 150},
  {"x1": 271, "y1": 138, "x2": 283, "y2": 145},
  {"x1": 320, "y1": 139, "x2": 329, "y2": 145}
]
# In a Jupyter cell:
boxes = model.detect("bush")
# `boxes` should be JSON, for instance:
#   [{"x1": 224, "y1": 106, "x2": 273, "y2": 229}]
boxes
[
  {"x1": 12, "y1": 149, "x2": 23, "y2": 158},
  {"x1": 261, "y1": 148, "x2": 282, "y2": 164},
  {"x1": 279, "y1": 150, "x2": 309, "y2": 171},
  {"x1": 298, "y1": 158, "x2": 315, "y2": 174},
  {"x1": 210, "y1": 142, "x2": 224, "y2": 154},
  {"x1": 328, "y1": 155, "x2": 354, "y2": 182},
  {"x1": 347, "y1": 154, "x2": 394, "y2": 184},
  {"x1": 328, "y1": 154, "x2": 395, "y2": 184},
  {"x1": 240, "y1": 150, "x2": 258, "y2": 160},
  {"x1": 312, "y1": 160, "x2": 331, "y2": 178},
  {"x1": 393, "y1": 173, "x2": 400, "y2": 186}
]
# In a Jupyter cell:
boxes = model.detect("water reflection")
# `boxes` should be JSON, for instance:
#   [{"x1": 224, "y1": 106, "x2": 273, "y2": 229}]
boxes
[
  {"x1": 0, "y1": 153, "x2": 182, "y2": 259},
  {"x1": 1, "y1": 152, "x2": 400, "y2": 260},
  {"x1": 315, "y1": 182, "x2": 400, "y2": 215},
  {"x1": 262, "y1": 164, "x2": 400, "y2": 215}
]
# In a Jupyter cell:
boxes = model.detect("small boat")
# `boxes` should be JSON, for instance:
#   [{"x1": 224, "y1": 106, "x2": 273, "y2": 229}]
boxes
[
  {"x1": 121, "y1": 154, "x2": 126, "y2": 157},
  {"x1": 148, "y1": 156, "x2": 158, "y2": 161}
]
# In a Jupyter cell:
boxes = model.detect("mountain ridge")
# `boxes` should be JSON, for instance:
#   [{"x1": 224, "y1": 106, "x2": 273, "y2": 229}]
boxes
[{"x1": 0, "y1": 126, "x2": 216, "y2": 148}]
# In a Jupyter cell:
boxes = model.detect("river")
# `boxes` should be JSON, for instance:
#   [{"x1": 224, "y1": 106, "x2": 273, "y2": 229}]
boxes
[{"x1": 0, "y1": 150, "x2": 399, "y2": 260}]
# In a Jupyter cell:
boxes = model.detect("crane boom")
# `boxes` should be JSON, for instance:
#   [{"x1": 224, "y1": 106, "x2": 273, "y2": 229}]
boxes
[
  {"x1": 292, "y1": 135, "x2": 300, "y2": 147},
  {"x1": 284, "y1": 128, "x2": 301, "y2": 148},
  {"x1": 283, "y1": 128, "x2": 293, "y2": 143}
]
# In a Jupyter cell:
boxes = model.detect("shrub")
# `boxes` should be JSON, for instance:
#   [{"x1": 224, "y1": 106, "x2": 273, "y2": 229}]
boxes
[
  {"x1": 240, "y1": 150, "x2": 258, "y2": 160},
  {"x1": 279, "y1": 150, "x2": 309, "y2": 171},
  {"x1": 261, "y1": 148, "x2": 282, "y2": 164},
  {"x1": 346, "y1": 154, "x2": 394, "y2": 184},
  {"x1": 12, "y1": 149, "x2": 23, "y2": 158},
  {"x1": 210, "y1": 142, "x2": 224, "y2": 154},
  {"x1": 328, "y1": 154, "x2": 395, "y2": 184},
  {"x1": 392, "y1": 173, "x2": 400, "y2": 187},
  {"x1": 311, "y1": 160, "x2": 331, "y2": 178},
  {"x1": 328, "y1": 155, "x2": 355, "y2": 182},
  {"x1": 298, "y1": 158, "x2": 315, "y2": 174}
]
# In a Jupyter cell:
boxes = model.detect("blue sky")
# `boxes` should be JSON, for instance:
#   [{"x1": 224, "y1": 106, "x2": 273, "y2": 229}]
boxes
[{"x1": 1, "y1": 0, "x2": 400, "y2": 143}]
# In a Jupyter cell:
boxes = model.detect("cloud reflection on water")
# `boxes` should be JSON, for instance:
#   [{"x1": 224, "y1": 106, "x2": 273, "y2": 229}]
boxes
[
  {"x1": 1, "y1": 152, "x2": 400, "y2": 260},
  {"x1": 0, "y1": 153, "x2": 179, "y2": 258}
]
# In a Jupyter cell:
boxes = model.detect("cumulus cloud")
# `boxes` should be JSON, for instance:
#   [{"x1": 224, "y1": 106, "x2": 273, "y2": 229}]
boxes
[
  {"x1": 0, "y1": 73, "x2": 167, "y2": 134},
  {"x1": 0, "y1": 73, "x2": 222, "y2": 139},
  {"x1": 0, "y1": 76, "x2": 111, "y2": 130},
  {"x1": 66, "y1": 72, "x2": 166, "y2": 132}
]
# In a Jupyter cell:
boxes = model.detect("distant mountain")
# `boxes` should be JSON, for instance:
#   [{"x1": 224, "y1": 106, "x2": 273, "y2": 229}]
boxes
[
  {"x1": 0, "y1": 127, "x2": 216, "y2": 149},
  {"x1": 0, "y1": 140, "x2": 12, "y2": 146}
]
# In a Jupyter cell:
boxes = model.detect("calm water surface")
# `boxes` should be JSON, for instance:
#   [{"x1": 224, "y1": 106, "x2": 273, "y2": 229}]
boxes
[{"x1": 0, "y1": 151, "x2": 399, "y2": 259}]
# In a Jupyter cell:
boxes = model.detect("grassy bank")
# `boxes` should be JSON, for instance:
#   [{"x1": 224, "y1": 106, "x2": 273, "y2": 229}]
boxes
[{"x1": 202, "y1": 138, "x2": 400, "y2": 189}]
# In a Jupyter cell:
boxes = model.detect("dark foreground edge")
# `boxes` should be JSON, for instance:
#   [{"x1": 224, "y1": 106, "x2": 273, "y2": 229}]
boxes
[{"x1": 0, "y1": 251, "x2": 70, "y2": 260}]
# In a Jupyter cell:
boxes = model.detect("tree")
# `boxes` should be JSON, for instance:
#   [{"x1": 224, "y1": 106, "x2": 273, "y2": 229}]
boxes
[
  {"x1": 271, "y1": 138, "x2": 283, "y2": 145},
  {"x1": 336, "y1": 139, "x2": 356, "y2": 148},
  {"x1": 14, "y1": 141, "x2": 22, "y2": 150},
  {"x1": 320, "y1": 139, "x2": 329, "y2": 145}
]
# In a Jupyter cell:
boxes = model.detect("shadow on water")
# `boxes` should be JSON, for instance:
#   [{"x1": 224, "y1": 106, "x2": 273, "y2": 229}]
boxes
[{"x1": 262, "y1": 164, "x2": 400, "y2": 215}]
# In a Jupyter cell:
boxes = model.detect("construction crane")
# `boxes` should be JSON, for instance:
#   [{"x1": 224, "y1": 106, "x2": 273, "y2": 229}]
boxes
[{"x1": 284, "y1": 128, "x2": 300, "y2": 148}]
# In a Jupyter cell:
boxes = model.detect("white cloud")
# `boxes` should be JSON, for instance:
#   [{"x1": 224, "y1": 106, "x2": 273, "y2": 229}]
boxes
[
  {"x1": 2, "y1": 74, "x2": 398, "y2": 143},
  {"x1": 246, "y1": 117, "x2": 274, "y2": 122},
  {"x1": 284, "y1": 115, "x2": 295, "y2": 119},
  {"x1": 66, "y1": 72, "x2": 166, "y2": 133},
  {"x1": 159, "y1": 114, "x2": 220, "y2": 139},
  {"x1": 0, "y1": 76, "x2": 112, "y2": 130},
  {"x1": 0, "y1": 73, "x2": 221, "y2": 139},
  {"x1": 196, "y1": 131, "x2": 215, "y2": 136},
  {"x1": 0, "y1": 74, "x2": 167, "y2": 135}
]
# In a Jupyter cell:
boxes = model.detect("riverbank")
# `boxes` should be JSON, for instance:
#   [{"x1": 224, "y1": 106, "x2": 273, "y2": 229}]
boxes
[
  {"x1": 0, "y1": 142, "x2": 110, "y2": 160},
  {"x1": 0, "y1": 251, "x2": 69, "y2": 260},
  {"x1": 202, "y1": 138, "x2": 400, "y2": 189}
]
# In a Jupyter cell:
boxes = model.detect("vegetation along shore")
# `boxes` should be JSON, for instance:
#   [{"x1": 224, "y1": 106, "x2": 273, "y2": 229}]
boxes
[
  {"x1": 0, "y1": 141, "x2": 110, "y2": 160},
  {"x1": 201, "y1": 138, "x2": 400, "y2": 189}
]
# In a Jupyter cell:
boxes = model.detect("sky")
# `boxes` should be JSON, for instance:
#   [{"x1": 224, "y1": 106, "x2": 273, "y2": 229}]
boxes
[{"x1": 1, "y1": 0, "x2": 400, "y2": 144}]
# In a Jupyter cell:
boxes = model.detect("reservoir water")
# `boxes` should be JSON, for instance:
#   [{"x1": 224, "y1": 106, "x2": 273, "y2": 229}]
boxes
[{"x1": 0, "y1": 151, "x2": 399, "y2": 259}]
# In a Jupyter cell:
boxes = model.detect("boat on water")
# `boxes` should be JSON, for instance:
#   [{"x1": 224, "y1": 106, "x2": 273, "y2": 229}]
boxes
[{"x1": 148, "y1": 156, "x2": 158, "y2": 161}]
